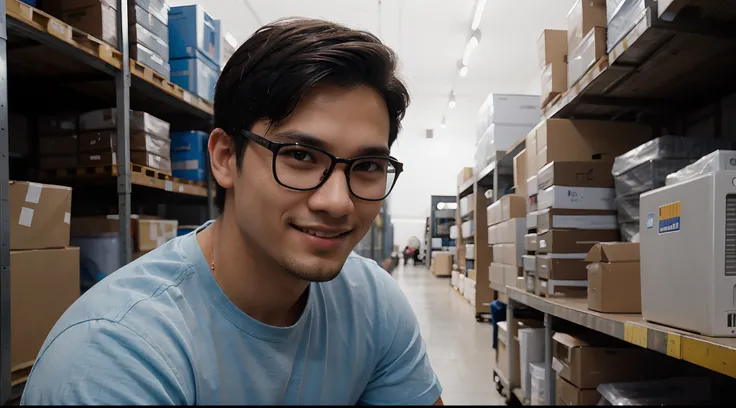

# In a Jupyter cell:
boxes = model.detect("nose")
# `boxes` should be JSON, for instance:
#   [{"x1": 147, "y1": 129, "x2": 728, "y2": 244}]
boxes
[{"x1": 307, "y1": 166, "x2": 355, "y2": 218}]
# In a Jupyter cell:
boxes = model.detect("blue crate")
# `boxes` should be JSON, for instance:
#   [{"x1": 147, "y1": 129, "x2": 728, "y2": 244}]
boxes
[
  {"x1": 168, "y1": 5, "x2": 220, "y2": 66},
  {"x1": 169, "y1": 56, "x2": 219, "y2": 102},
  {"x1": 170, "y1": 130, "x2": 208, "y2": 181}
]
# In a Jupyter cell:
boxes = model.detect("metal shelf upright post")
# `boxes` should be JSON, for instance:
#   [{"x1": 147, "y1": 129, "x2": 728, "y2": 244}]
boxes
[
  {"x1": 0, "y1": 0, "x2": 10, "y2": 402},
  {"x1": 116, "y1": 0, "x2": 132, "y2": 264}
]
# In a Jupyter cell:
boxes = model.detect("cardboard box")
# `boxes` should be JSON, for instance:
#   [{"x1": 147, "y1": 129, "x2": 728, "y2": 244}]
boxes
[
  {"x1": 527, "y1": 175, "x2": 538, "y2": 198},
  {"x1": 537, "y1": 161, "x2": 614, "y2": 190},
  {"x1": 489, "y1": 218, "x2": 526, "y2": 244},
  {"x1": 567, "y1": 0, "x2": 607, "y2": 54},
  {"x1": 504, "y1": 264, "x2": 523, "y2": 287},
  {"x1": 497, "y1": 324, "x2": 521, "y2": 386},
  {"x1": 39, "y1": 156, "x2": 78, "y2": 169},
  {"x1": 556, "y1": 375, "x2": 601, "y2": 405},
  {"x1": 541, "y1": 61, "x2": 567, "y2": 108},
  {"x1": 522, "y1": 254, "x2": 536, "y2": 272},
  {"x1": 11, "y1": 247, "x2": 80, "y2": 367},
  {"x1": 513, "y1": 149, "x2": 528, "y2": 198},
  {"x1": 524, "y1": 270, "x2": 537, "y2": 293},
  {"x1": 71, "y1": 215, "x2": 178, "y2": 251},
  {"x1": 537, "y1": 255, "x2": 588, "y2": 280},
  {"x1": 527, "y1": 209, "x2": 541, "y2": 230},
  {"x1": 137, "y1": 219, "x2": 178, "y2": 251},
  {"x1": 129, "y1": 23, "x2": 169, "y2": 64},
  {"x1": 458, "y1": 167, "x2": 473, "y2": 186},
  {"x1": 39, "y1": 135, "x2": 78, "y2": 156},
  {"x1": 61, "y1": 1, "x2": 118, "y2": 47},
  {"x1": 568, "y1": 27, "x2": 606, "y2": 88},
  {"x1": 537, "y1": 229, "x2": 619, "y2": 254},
  {"x1": 9, "y1": 181, "x2": 72, "y2": 250},
  {"x1": 538, "y1": 29, "x2": 568, "y2": 69},
  {"x1": 586, "y1": 242, "x2": 642, "y2": 313},
  {"x1": 432, "y1": 252, "x2": 453, "y2": 276},
  {"x1": 524, "y1": 233, "x2": 538, "y2": 251},
  {"x1": 79, "y1": 109, "x2": 170, "y2": 139},
  {"x1": 129, "y1": 2, "x2": 169, "y2": 38},
  {"x1": 130, "y1": 42, "x2": 170, "y2": 79},
  {"x1": 79, "y1": 130, "x2": 171, "y2": 159},
  {"x1": 538, "y1": 279, "x2": 588, "y2": 298},
  {"x1": 536, "y1": 119, "x2": 652, "y2": 171},
  {"x1": 468, "y1": 268, "x2": 477, "y2": 281},
  {"x1": 490, "y1": 263, "x2": 505, "y2": 287},
  {"x1": 492, "y1": 244, "x2": 524, "y2": 266},
  {"x1": 538, "y1": 186, "x2": 615, "y2": 211},
  {"x1": 526, "y1": 128, "x2": 538, "y2": 176},
  {"x1": 536, "y1": 208, "x2": 617, "y2": 233},
  {"x1": 487, "y1": 194, "x2": 525, "y2": 226},
  {"x1": 38, "y1": 114, "x2": 78, "y2": 135},
  {"x1": 552, "y1": 332, "x2": 662, "y2": 389},
  {"x1": 79, "y1": 151, "x2": 172, "y2": 174}
]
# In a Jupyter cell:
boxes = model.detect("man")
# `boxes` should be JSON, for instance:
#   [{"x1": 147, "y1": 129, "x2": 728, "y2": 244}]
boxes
[{"x1": 22, "y1": 18, "x2": 442, "y2": 405}]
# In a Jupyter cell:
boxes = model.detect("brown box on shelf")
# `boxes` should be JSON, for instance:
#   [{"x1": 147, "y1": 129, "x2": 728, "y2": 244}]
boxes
[
  {"x1": 11, "y1": 247, "x2": 80, "y2": 368},
  {"x1": 524, "y1": 269, "x2": 536, "y2": 293},
  {"x1": 536, "y1": 208, "x2": 617, "y2": 234},
  {"x1": 567, "y1": 0, "x2": 606, "y2": 53},
  {"x1": 457, "y1": 167, "x2": 473, "y2": 186},
  {"x1": 537, "y1": 161, "x2": 614, "y2": 190},
  {"x1": 504, "y1": 264, "x2": 523, "y2": 288},
  {"x1": 467, "y1": 268, "x2": 477, "y2": 281},
  {"x1": 60, "y1": 1, "x2": 118, "y2": 48},
  {"x1": 71, "y1": 215, "x2": 178, "y2": 251},
  {"x1": 537, "y1": 229, "x2": 619, "y2": 254},
  {"x1": 536, "y1": 119, "x2": 652, "y2": 171},
  {"x1": 79, "y1": 151, "x2": 172, "y2": 174},
  {"x1": 137, "y1": 219, "x2": 178, "y2": 251},
  {"x1": 432, "y1": 252, "x2": 453, "y2": 276},
  {"x1": 541, "y1": 61, "x2": 567, "y2": 108},
  {"x1": 492, "y1": 244, "x2": 524, "y2": 267},
  {"x1": 513, "y1": 149, "x2": 528, "y2": 198},
  {"x1": 489, "y1": 218, "x2": 526, "y2": 245},
  {"x1": 524, "y1": 233, "x2": 538, "y2": 251},
  {"x1": 556, "y1": 375, "x2": 601, "y2": 405},
  {"x1": 537, "y1": 255, "x2": 588, "y2": 280},
  {"x1": 489, "y1": 263, "x2": 505, "y2": 287},
  {"x1": 585, "y1": 242, "x2": 642, "y2": 313},
  {"x1": 37, "y1": 114, "x2": 78, "y2": 135},
  {"x1": 79, "y1": 109, "x2": 170, "y2": 139},
  {"x1": 486, "y1": 194, "x2": 526, "y2": 226},
  {"x1": 537, "y1": 278, "x2": 587, "y2": 298},
  {"x1": 568, "y1": 27, "x2": 606, "y2": 88},
  {"x1": 79, "y1": 130, "x2": 171, "y2": 159},
  {"x1": 39, "y1": 156, "x2": 78, "y2": 169},
  {"x1": 538, "y1": 29, "x2": 568, "y2": 68},
  {"x1": 526, "y1": 127, "x2": 538, "y2": 176},
  {"x1": 552, "y1": 332, "x2": 663, "y2": 390},
  {"x1": 497, "y1": 322, "x2": 521, "y2": 386},
  {"x1": 9, "y1": 181, "x2": 72, "y2": 250},
  {"x1": 39, "y1": 135, "x2": 78, "y2": 156}
]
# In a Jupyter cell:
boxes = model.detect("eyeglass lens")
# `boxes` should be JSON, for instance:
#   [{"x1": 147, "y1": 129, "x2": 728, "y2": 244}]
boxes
[{"x1": 274, "y1": 145, "x2": 397, "y2": 200}]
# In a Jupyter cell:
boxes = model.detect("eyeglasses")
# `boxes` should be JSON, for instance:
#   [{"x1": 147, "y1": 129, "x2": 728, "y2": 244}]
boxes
[{"x1": 241, "y1": 130, "x2": 404, "y2": 201}]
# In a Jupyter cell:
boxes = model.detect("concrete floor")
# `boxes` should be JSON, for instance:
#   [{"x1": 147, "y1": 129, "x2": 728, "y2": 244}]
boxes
[{"x1": 393, "y1": 264, "x2": 506, "y2": 406}]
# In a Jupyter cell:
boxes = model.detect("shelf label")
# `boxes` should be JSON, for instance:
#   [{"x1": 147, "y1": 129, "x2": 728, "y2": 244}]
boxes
[
  {"x1": 165, "y1": 181, "x2": 173, "y2": 191},
  {"x1": 48, "y1": 20, "x2": 66, "y2": 38},
  {"x1": 667, "y1": 332, "x2": 682, "y2": 359}
]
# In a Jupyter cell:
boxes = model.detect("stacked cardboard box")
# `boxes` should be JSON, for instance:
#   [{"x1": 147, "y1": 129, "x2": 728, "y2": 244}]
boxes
[
  {"x1": 46, "y1": 0, "x2": 118, "y2": 48},
  {"x1": 606, "y1": 0, "x2": 647, "y2": 52},
  {"x1": 77, "y1": 108, "x2": 172, "y2": 174},
  {"x1": 475, "y1": 94, "x2": 540, "y2": 172},
  {"x1": 9, "y1": 181, "x2": 80, "y2": 371},
  {"x1": 538, "y1": 29, "x2": 568, "y2": 108},
  {"x1": 130, "y1": 0, "x2": 171, "y2": 79},
  {"x1": 431, "y1": 251, "x2": 452, "y2": 277},
  {"x1": 535, "y1": 161, "x2": 619, "y2": 298},
  {"x1": 567, "y1": 0, "x2": 607, "y2": 88},
  {"x1": 585, "y1": 242, "x2": 641, "y2": 313},
  {"x1": 488, "y1": 195, "x2": 526, "y2": 291},
  {"x1": 169, "y1": 5, "x2": 221, "y2": 102},
  {"x1": 38, "y1": 113, "x2": 80, "y2": 170}
]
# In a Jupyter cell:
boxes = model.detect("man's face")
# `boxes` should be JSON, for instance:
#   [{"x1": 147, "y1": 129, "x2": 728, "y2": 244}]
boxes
[{"x1": 231, "y1": 84, "x2": 391, "y2": 282}]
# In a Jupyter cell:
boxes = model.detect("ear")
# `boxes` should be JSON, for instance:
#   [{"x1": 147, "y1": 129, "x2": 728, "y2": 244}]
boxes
[{"x1": 209, "y1": 128, "x2": 236, "y2": 190}]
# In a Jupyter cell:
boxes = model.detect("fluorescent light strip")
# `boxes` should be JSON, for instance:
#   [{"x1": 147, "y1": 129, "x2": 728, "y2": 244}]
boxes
[{"x1": 471, "y1": 0, "x2": 487, "y2": 30}]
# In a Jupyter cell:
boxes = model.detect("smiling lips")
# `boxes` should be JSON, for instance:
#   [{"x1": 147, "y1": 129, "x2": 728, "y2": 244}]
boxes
[{"x1": 292, "y1": 225, "x2": 353, "y2": 239}]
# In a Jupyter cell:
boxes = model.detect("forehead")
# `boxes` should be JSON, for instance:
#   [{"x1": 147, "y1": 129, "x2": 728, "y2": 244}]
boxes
[{"x1": 267, "y1": 84, "x2": 391, "y2": 157}]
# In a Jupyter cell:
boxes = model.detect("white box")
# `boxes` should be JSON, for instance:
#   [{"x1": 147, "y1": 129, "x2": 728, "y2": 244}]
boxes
[
  {"x1": 527, "y1": 175, "x2": 538, "y2": 197},
  {"x1": 527, "y1": 210, "x2": 542, "y2": 230},
  {"x1": 530, "y1": 362, "x2": 546, "y2": 406},
  {"x1": 486, "y1": 123, "x2": 536, "y2": 162},
  {"x1": 461, "y1": 220, "x2": 474, "y2": 238},
  {"x1": 519, "y1": 328, "x2": 546, "y2": 401},
  {"x1": 449, "y1": 225, "x2": 458, "y2": 240},
  {"x1": 522, "y1": 255, "x2": 537, "y2": 272},
  {"x1": 476, "y1": 94, "x2": 541, "y2": 140},
  {"x1": 546, "y1": 214, "x2": 618, "y2": 230},
  {"x1": 538, "y1": 186, "x2": 615, "y2": 211},
  {"x1": 466, "y1": 244, "x2": 475, "y2": 260},
  {"x1": 458, "y1": 274, "x2": 465, "y2": 295},
  {"x1": 459, "y1": 194, "x2": 474, "y2": 217},
  {"x1": 431, "y1": 237, "x2": 443, "y2": 249},
  {"x1": 451, "y1": 270, "x2": 460, "y2": 288}
]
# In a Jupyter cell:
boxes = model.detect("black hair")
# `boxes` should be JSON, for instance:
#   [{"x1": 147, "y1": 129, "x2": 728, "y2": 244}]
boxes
[{"x1": 212, "y1": 17, "x2": 410, "y2": 212}]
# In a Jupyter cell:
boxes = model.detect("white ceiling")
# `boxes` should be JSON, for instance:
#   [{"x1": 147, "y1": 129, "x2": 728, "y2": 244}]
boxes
[{"x1": 171, "y1": 0, "x2": 575, "y2": 141}]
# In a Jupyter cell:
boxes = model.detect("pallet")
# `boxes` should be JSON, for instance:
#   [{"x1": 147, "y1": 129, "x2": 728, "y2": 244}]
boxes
[
  {"x1": 7, "y1": 0, "x2": 121, "y2": 69},
  {"x1": 40, "y1": 164, "x2": 173, "y2": 181},
  {"x1": 129, "y1": 60, "x2": 214, "y2": 115}
]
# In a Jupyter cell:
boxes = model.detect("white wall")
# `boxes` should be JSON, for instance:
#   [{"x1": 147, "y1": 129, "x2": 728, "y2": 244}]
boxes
[{"x1": 389, "y1": 125, "x2": 476, "y2": 250}]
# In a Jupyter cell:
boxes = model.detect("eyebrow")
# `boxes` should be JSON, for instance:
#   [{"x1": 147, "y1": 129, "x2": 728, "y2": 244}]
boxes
[{"x1": 272, "y1": 130, "x2": 391, "y2": 157}]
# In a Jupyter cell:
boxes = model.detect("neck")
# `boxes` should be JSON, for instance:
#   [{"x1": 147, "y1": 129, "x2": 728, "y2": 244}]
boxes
[{"x1": 197, "y1": 215, "x2": 310, "y2": 327}]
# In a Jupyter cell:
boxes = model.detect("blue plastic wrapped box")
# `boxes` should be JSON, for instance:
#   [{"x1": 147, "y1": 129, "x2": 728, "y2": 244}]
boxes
[
  {"x1": 168, "y1": 5, "x2": 221, "y2": 66},
  {"x1": 170, "y1": 130, "x2": 208, "y2": 181},
  {"x1": 169, "y1": 56, "x2": 219, "y2": 102}
]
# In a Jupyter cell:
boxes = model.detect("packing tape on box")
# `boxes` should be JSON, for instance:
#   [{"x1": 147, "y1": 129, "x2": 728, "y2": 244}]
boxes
[
  {"x1": 25, "y1": 182, "x2": 43, "y2": 204},
  {"x1": 19, "y1": 207, "x2": 34, "y2": 227}
]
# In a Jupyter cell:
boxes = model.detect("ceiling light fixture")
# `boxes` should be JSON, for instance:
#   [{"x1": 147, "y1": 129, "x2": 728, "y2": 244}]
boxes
[
  {"x1": 448, "y1": 92, "x2": 457, "y2": 109},
  {"x1": 441, "y1": 117, "x2": 447, "y2": 128},
  {"x1": 462, "y1": 31, "x2": 481, "y2": 66},
  {"x1": 471, "y1": 0, "x2": 487, "y2": 30},
  {"x1": 459, "y1": 65, "x2": 468, "y2": 77}
]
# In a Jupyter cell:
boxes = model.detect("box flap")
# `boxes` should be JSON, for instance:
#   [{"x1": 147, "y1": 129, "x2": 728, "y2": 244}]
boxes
[
  {"x1": 585, "y1": 242, "x2": 640, "y2": 262},
  {"x1": 553, "y1": 332, "x2": 589, "y2": 349}
]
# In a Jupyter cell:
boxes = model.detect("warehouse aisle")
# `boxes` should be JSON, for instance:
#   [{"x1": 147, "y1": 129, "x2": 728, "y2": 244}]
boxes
[{"x1": 393, "y1": 265, "x2": 505, "y2": 405}]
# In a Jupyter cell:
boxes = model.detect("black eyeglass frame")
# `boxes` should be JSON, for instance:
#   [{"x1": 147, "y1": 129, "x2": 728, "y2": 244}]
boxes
[{"x1": 240, "y1": 130, "x2": 404, "y2": 201}]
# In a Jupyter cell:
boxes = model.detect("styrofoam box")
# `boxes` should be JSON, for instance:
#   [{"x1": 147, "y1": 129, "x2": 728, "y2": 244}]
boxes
[
  {"x1": 530, "y1": 362, "x2": 546, "y2": 406},
  {"x1": 538, "y1": 186, "x2": 615, "y2": 211},
  {"x1": 522, "y1": 255, "x2": 536, "y2": 272},
  {"x1": 520, "y1": 328, "x2": 546, "y2": 401}
]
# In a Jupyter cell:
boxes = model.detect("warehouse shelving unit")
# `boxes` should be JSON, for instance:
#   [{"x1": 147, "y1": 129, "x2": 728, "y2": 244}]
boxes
[
  {"x1": 0, "y1": 0, "x2": 218, "y2": 402},
  {"x1": 496, "y1": 0, "x2": 736, "y2": 405},
  {"x1": 425, "y1": 195, "x2": 456, "y2": 263}
]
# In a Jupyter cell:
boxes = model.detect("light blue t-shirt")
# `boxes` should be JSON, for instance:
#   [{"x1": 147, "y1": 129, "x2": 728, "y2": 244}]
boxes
[{"x1": 21, "y1": 224, "x2": 441, "y2": 405}]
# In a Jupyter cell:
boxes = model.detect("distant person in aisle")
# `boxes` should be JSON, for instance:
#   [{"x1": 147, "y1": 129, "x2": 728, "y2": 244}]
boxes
[{"x1": 23, "y1": 18, "x2": 443, "y2": 406}]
